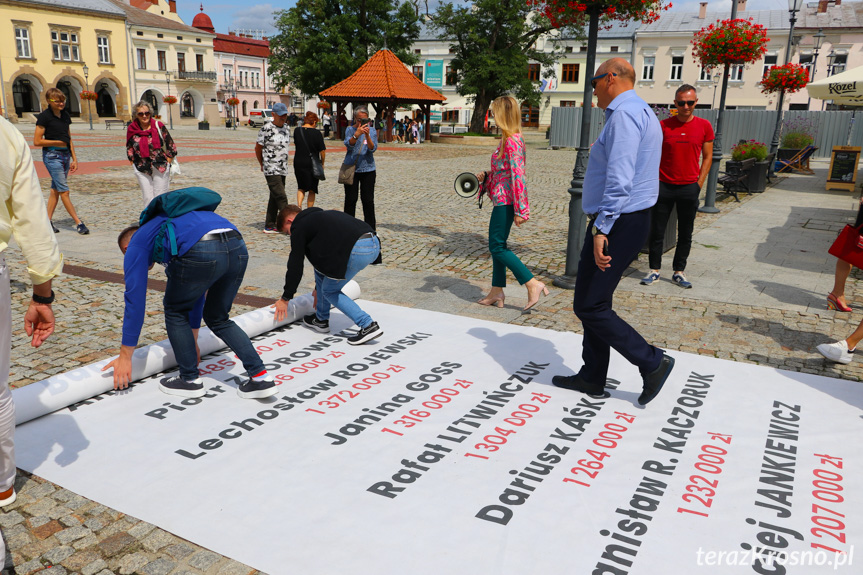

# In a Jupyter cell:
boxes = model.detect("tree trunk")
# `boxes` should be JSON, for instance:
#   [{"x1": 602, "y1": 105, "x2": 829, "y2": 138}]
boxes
[{"x1": 470, "y1": 93, "x2": 492, "y2": 134}]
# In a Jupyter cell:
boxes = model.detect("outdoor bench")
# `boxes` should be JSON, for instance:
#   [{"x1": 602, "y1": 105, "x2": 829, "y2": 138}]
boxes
[
  {"x1": 718, "y1": 157, "x2": 756, "y2": 202},
  {"x1": 104, "y1": 119, "x2": 127, "y2": 129}
]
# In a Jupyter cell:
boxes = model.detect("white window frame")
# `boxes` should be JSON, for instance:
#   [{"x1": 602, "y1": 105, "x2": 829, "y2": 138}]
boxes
[
  {"x1": 51, "y1": 28, "x2": 80, "y2": 62},
  {"x1": 97, "y1": 35, "x2": 110, "y2": 64},
  {"x1": 642, "y1": 56, "x2": 655, "y2": 81},
  {"x1": 762, "y1": 54, "x2": 777, "y2": 78},
  {"x1": 670, "y1": 56, "x2": 684, "y2": 81},
  {"x1": 730, "y1": 64, "x2": 743, "y2": 82},
  {"x1": 699, "y1": 66, "x2": 712, "y2": 82},
  {"x1": 15, "y1": 26, "x2": 31, "y2": 58},
  {"x1": 137, "y1": 48, "x2": 147, "y2": 70}
]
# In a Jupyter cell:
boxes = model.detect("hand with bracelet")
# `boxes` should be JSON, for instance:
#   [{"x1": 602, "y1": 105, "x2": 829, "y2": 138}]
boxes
[{"x1": 26, "y1": 282, "x2": 55, "y2": 347}]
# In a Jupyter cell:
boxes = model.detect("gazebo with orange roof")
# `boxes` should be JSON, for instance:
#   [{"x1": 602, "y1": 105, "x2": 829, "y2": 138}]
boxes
[{"x1": 320, "y1": 49, "x2": 445, "y2": 141}]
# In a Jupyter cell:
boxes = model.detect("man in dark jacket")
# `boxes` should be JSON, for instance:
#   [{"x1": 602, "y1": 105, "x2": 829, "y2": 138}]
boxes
[{"x1": 274, "y1": 205, "x2": 383, "y2": 345}]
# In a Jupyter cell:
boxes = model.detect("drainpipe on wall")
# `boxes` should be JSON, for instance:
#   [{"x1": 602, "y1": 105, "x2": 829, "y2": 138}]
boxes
[
  {"x1": 0, "y1": 53, "x2": 7, "y2": 119},
  {"x1": 126, "y1": 22, "x2": 136, "y2": 120}
]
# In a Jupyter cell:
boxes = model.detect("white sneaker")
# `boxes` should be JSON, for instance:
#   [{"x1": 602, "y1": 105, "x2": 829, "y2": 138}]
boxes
[{"x1": 816, "y1": 340, "x2": 855, "y2": 364}]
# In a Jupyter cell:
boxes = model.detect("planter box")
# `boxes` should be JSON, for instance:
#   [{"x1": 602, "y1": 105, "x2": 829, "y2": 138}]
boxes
[
  {"x1": 746, "y1": 160, "x2": 770, "y2": 193},
  {"x1": 198, "y1": 122, "x2": 210, "y2": 130},
  {"x1": 777, "y1": 148, "x2": 801, "y2": 162}
]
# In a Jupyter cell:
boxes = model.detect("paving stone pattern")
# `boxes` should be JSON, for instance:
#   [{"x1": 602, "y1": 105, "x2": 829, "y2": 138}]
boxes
[{"x1": 2, "y1": 124, "x2": 861, "y2": 573}]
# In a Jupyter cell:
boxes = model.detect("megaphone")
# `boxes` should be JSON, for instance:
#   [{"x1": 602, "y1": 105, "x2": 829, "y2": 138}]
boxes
[{"x1": 454, "y1": 172, "x2": 480, "y2": 198}]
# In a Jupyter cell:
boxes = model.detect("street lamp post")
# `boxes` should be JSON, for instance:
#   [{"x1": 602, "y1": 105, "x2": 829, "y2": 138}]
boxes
[
  {"x1": 768, "y1": 0, "x2": 806, "y2": 176},
  {"x1": 553, "y1": 6, "x2": 600, "y2": 289},
  {"x1": 231, "y1": 79, "x2": 237, "y2": 131},
  {"x1": 806, "y1": 28, "x2": 825, "y2": 110},
  {"x1": 700, "y1": 0, "x2": 741, "y2": 214},
  {"x1": 711, "y1": 71, "x2": 721, "y2": 109},
  {"x1": 165, "y1": 70, "x2": 173, "y2": 130},
  {"x1": 83, "y1": 63, "x2": 93, "y2": 130}
]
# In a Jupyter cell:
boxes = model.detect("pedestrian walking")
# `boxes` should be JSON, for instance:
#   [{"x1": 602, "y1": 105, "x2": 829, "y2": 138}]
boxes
[
  {"x1": 475, "y1": 95, "x2": 548, "y2": 312},
  {"x1": 126, "y1": 100, "x2": 178, "y2": 207},
  {"x1": 33, "y1": 87, "x2": 89, "y2": 234},
  {"x1": 322, "y1": 110, "x2": 332, "y2": 138},
  {"x1": 0, "y1": 117, "x2": 64, "y2": 530},
  {"x1": 275, "y1": 205, "x2": 384, "y2": 345},
  {"x1": 104, "y1": 188, "x2": 278, "y2": 400},
  {"x1": 551, "y1": 58, "x2": 675, "y2": 406},
  {"x1": 294, "y1": 111, "x2": 327, "y2": 208},
  {"x1": 343, "y1": 106, "x2": 378, "y2": 232},
  {"x1": 255, "y1": 102, "x2": 291, "y2": 234},
  {"x1": 642, "y1": 84, "x2": 714, "y2": 289}
]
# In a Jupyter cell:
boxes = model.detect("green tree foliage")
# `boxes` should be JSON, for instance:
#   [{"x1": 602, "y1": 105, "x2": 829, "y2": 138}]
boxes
[
  {"x1": 269, "y1": 0, "x2": 421, "y2": 97},
  {"x1": 430, "y1": 0, "x2": 582, "y2": 132}
]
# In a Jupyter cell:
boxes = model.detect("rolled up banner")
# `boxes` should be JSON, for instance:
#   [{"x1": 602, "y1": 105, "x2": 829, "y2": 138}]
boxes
[{"x1": 13, "y1": 280, "x2": 361, "y2": 425}]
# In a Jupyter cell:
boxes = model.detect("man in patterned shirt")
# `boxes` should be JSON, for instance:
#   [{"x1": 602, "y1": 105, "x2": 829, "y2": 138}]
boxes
[{"x1": 255, "y1": 102, "x2": 291, "y2": 233}]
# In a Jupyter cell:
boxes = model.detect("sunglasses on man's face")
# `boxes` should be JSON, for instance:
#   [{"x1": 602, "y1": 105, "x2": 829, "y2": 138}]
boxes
[
  {"x1": 590, "y1": 72, "x2": 616, "y2": 90},
  {"x1": 676, "y1": 100, "x2": 696, "y2": 107}
]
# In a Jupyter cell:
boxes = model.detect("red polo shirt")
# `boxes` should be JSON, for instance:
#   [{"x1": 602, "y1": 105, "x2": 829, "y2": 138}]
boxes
[{"x1": 659, "y1": 116, "x2": 715, "y2": 185}]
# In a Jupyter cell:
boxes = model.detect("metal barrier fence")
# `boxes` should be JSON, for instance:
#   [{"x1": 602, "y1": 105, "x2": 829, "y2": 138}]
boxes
[{"x1": 549, "y1": 108, "x2": 862, "y2": 158}]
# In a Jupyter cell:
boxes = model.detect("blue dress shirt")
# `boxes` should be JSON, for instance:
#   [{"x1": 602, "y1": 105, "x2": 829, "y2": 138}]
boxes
[
  {"x1": 344, "y1": 125, "x2": 378, "y2": 173},
  {"x1": 583, "y1": 89, "x2": 662, "y2": 234}
]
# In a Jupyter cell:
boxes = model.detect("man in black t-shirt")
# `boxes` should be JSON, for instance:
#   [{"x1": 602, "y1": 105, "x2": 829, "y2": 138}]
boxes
[{"x1": 273, "y1": 205, "x2": 383, "y2": 345}]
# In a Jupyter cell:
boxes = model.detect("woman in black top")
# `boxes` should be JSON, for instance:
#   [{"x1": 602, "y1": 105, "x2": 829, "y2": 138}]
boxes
[
  {"x1": 33, "y1": 87, "x2": 88, "y2": 234},
  {"x1": 294, "y1": 111, "x2": 326, "y2": 208}
]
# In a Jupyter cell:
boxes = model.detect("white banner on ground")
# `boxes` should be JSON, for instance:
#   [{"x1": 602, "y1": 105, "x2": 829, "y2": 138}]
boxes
[{"x1": 14, "y1": 302, "x2": 862, "y2": 574}]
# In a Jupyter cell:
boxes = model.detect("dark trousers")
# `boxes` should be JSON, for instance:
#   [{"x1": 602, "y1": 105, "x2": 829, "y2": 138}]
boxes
[
  {"x1": 574, "y1": 209, "x2": 662, "y2": 385},
  {"x1": 164, "y1": 234, "x2": 265, "y2": 382},
  {"x1": 265, "y1": 175, "x2": 288, "y2": 228},
  {"x1": 344, "y1": 170, "x2": 376, "y2": 230},
  {"x1": 648, "y1": 181, "x2": 700, "y2": 272}
]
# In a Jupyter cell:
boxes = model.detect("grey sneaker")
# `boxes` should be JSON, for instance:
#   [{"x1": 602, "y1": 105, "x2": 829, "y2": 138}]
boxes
[
  {"x1": 238, "y1": 374, "x2": 278, "y2": 399},
  {"x1": 159, "y1": 376, "x2": 205, "y2": 398},
  {"x1": 816, "y1": 341, "x2": 855, "y2": 364},
  {"x1": 672, "y1": 272, "x2": 692, "y2": 289},
  {"x1": 640, "y1": 271, "x2": 660, "y2": 285}
]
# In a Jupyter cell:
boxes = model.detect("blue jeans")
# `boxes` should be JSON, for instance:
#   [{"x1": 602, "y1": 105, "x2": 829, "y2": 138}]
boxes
[
  {"x1": 43, "y1": 149, "x2": 71, "y2": 192},
  {"x1": 315, "y1": 235, "x2": 379, "y2": 329},
  {"x1": 163, "y1": 233, "x2": 265, "y2": 382}
]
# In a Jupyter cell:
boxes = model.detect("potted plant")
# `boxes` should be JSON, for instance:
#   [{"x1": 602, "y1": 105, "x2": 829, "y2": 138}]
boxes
[
  {"x1": 778, "y1": 116, "x2": 816, "y2": 162},
  {"x1": 730, "y1": 139, "x2": 770, "y2": 192},
  {"x1": 198, "y1": 115, "x2": 210, "y2": 131},
  {"x1": 690, "y1": 18, "x2": 769, "y2": 68},
  {"x1": 759, "y1": 63, "x2": 809, "y2": 95},
  {"x1": 79, "y1": 90, "x2": 98, "y2": 101}
]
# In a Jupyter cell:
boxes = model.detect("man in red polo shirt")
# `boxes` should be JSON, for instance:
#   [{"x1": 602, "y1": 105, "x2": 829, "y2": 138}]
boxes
[{"x1": 641, "y1": 84, "x2": 714, "y2": 289}]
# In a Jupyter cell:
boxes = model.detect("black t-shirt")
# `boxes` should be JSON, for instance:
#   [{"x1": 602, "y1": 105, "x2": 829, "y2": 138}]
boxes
[
  {"x1": 293, "y1": 127, "x2": 325, "y2": 168},
  {"x1": 36, "y1": 109, "x2": 72, "y2": 146}
]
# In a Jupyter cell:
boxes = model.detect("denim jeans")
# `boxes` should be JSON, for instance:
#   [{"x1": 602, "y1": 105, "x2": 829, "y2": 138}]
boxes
[
  {"x1": 43, "y1": 149, "x2": 71, "y2": 192},
  {"x1": 163, "y1": 233, "x2": 265, "y2": 382},
  {"x1": 315, "y1": 235, "x2": 379, "y2": 329}
]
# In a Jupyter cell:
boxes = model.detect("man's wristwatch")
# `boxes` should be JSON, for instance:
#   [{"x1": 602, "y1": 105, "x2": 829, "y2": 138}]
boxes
[
  {"x1": 592, "y1": 225, "x2": 606, "y2": 237},
  {"x1": 32, "y1": 290, "x2": 55, "y2": 305}
]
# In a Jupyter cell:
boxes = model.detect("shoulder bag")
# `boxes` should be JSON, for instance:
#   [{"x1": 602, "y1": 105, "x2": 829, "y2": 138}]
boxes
[
  {"x1": 338, "y1": 130, "x2": 359, "y2": 185},
  {"x1": 299, "y1": 127, "x2": 325, "y2": 181},
  {"x1": 829, "y1": 223, "x2": 863, "y2": 268}
]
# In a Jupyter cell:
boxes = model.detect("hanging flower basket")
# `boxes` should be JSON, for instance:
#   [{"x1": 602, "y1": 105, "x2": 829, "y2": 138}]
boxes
[
  {"x1": 316, "y1": 101, "x2": 331, "y2": 109},
  {"x1": 526, "y1": 0, "x2": 669, "y2": 28},
  {"x1": 691, "y1": 18, "x2": 769, "y2": 68},
  {"x1": 759, "y1": 63, "x2": 809, "y2": 94},
  {"x1": 226, "y1": 97, "x2": 240, "y2": 107},
  {"x1": 163, "y1": 95, "x2": 178, "y2": 105},
  {"x1": 80, "y1": 90, "x2": 98, "y2": 101}
]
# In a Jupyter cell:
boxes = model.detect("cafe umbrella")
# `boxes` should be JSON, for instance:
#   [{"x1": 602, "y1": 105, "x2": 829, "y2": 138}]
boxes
[{"x1": 807, "y1": 65, "x2": 863, "y2": 144}]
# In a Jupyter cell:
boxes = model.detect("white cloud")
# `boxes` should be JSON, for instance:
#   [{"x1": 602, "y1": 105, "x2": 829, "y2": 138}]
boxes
[{"x1": 230, "y1": 3, "x2": 279, "y2": 35}]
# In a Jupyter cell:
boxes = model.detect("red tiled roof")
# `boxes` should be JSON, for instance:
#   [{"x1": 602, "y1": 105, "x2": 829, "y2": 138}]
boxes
[
  {"x1": 213, "y1": 33, "x2": 269, "y2": 58},
  {"x1": 104, "y1": 0, "x2": 213, "y2": 35},
  {"x1": 320, "y1": 49, "x2": 445, "y2": 104}
]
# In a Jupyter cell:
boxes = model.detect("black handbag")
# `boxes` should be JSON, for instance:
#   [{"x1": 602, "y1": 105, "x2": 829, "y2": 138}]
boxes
[{"x1": 299, "y1": 127, "x2": 325, "y2": 181}]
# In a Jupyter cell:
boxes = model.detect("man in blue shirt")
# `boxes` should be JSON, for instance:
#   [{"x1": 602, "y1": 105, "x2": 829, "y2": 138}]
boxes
[
  {"x1": 552, "y1": 58, "x2": 675, "y2": 406},
  {"x1": 103, "y1": 197, "x2": 277, "y2": 400}
]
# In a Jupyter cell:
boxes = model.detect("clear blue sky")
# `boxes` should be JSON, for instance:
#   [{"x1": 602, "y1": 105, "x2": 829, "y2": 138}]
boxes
[{"x1": 179, "y1": 0, "x2": 791, "y2": 38}]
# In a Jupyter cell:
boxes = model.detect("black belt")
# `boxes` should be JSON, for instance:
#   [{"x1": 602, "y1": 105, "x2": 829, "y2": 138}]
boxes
[{"x1": 200, "y1": 229, "x2": 242, "y2": 242}]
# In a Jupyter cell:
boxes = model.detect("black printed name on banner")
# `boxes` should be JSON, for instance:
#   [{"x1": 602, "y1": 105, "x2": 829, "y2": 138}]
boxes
[
  {"x1": 141, "y1": 331, "x2": 431, "y2": 421},
  {"x1": 738, "y1": 400, "x2": 804, "y2": 575},
  {"x1": 367, "y1": 361, "x2": 549, "y2": 499},
  {"x1": 593, "y1": 371, "x2": 713, "y2": 575},
  {"x1": 475, "y1": 391, "x2": 608, "y2": 525}
]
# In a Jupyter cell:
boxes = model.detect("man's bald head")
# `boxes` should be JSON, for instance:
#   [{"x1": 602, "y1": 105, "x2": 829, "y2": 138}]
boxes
[
  {"x1": 600, "y1": 57, "x2": 635, "y2": 87},
  {"x1": 594, "y1": 57, "x2": 636, "y2": 109}
]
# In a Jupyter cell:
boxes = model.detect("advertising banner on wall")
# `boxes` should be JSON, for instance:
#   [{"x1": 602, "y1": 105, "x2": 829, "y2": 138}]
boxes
[{"x1": 425, "y1": 60, "x2": 444, "y2": 89}]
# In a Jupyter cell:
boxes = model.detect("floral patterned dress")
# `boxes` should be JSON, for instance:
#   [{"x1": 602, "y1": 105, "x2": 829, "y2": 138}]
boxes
[
  {"x1": 487, "y1": 133, "x2": 529, "y2": 220},
  {"x1": 126, "y1": 121, "x2": 177, "y2": 175}
]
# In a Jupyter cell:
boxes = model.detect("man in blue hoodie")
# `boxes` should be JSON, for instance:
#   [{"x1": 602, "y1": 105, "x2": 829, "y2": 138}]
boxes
[{"x1": 103, "y1": 193, "x2": 277, "y2": 400}]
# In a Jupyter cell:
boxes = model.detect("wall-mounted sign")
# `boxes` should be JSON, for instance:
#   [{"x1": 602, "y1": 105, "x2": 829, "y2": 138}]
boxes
[{"x1": 425, "y1": 60, "x2": 443, "y2": 89}]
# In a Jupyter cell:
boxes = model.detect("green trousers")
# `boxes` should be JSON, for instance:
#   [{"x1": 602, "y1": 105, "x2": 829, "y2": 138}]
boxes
[{"x1": 489, "y1": 204, "x2": 533, "y2": 288}]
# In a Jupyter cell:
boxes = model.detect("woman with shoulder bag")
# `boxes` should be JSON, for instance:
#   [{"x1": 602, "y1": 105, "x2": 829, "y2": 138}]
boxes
[
  {"x1": 475, "y1": 95, "x2": 548, "y2": 311},
  {"x1": 126, "y1": 100, "x2": 177, "y2": 206},
  {"x1": 294, "y1": 111, "x2": 327, "y2": 208}
]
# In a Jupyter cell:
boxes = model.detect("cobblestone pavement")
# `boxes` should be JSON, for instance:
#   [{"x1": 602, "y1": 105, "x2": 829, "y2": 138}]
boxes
[{"x1": 2, "y1": 123, "x2": 861, "y2": 573}]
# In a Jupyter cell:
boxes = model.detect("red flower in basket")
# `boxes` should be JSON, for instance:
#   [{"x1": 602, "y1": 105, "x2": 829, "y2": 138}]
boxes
[
  {"x1": 525, "y1": 0, "x2": 669, "y2": 29},
  {"x1": 759, "y1": 63, "x2": 809, "y2": 94},
  {"x1": 226, "y1": 97, "x2": 240, "y2": 107},
  {"x1": 316, "y1": 101, "x2": 331, "y2": 109},
  {"x1": 691, "y1": 18, "x2": 769, "y2": 67},
  {"x1": 163, "y1": 95, "x2": 178, "y2": 105},
  {"x1": 79, "y1": 90, "x2": 98, "y2": 101}
]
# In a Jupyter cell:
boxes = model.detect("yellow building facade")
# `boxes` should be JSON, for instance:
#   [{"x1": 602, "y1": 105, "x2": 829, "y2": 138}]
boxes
[{"x1": 0, "y1": 0, "x2": 131, "y2": 123}]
